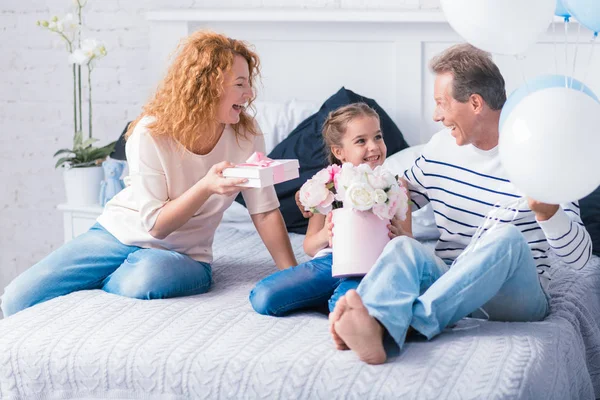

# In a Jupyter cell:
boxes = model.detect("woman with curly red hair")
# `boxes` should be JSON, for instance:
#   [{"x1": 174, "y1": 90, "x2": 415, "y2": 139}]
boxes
[{"x1": 1, "y1": 31, "x2": 297, "y2": 317}]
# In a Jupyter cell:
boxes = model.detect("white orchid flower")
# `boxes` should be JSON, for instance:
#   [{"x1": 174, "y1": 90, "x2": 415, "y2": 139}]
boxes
[
  {"x1": 81, "y1": 39, "x2": 107, "y2": 58},
  {"x1": 69, "y1": 48, "x2": 90, "y2": 65},
  {"x1": 60, "y1": 13, "x2": 78, "y2": 33}
]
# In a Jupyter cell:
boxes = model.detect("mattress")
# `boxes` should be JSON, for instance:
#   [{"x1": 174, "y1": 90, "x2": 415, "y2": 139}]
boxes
[{"x1": 1, "y1": 206, "x2": 599, "y2": 400}]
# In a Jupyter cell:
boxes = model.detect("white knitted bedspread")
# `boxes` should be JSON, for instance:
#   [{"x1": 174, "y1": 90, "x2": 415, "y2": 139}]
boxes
[{"x1": 1, "y1": 222, "x2": 599, "y2": 400}]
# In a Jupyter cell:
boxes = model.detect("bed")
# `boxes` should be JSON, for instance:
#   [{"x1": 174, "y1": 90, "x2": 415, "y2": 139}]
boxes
[
  {"x1": 0, "y1": 202, "x2": 599, "y2": 400},
  {"x1": 3, "y1": 8, "x2": 600, "y2": 400}
]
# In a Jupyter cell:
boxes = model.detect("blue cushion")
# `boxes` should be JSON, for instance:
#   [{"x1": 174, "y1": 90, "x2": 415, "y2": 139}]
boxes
[
  {"x1": 238, "y1": 87, "x2": 409, "y2": 234},
  {"x1": 580, "y1": 185, "x2": 600, "y2": 256}
]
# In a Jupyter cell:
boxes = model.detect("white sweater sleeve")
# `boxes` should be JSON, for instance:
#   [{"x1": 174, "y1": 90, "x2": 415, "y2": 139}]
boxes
[
  {"x1": 538, "y1": 202, "x2": 593, "y2": 270},
  {"x1": 126, "y1": 125, "x2": 168, "y2": 232},
  {"x1": 403, "y1": 154, "x2": 431, "y2": 212}
]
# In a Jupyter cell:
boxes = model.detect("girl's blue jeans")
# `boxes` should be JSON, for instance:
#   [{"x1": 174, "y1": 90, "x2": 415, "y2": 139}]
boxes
[
  {"x1": 1, "y1": 223, "x2": 212, "y2": 317},
  {"x1": 357, "y1": 224, "x2": 550, "y2": 348},
  {"x1": 250, "y1": 253, "x2": 361, "y2": 316}
]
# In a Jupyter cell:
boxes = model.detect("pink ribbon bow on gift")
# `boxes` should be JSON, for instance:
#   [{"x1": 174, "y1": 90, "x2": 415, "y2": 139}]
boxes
[
  {"x1": 236, "y1": 152, "x2": 286, "y2": 184},
  {"x1": 238, "y1": 152, "x2": 278, "y2": 168}
]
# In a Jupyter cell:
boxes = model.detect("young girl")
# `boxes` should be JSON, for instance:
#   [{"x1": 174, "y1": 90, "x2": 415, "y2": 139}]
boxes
[
  {"x1": 1, "y1": 31, "x2": 297, "y2": 317},
  {"x1": 250, "y1": 103, "x2": 411, "y2": 316}
]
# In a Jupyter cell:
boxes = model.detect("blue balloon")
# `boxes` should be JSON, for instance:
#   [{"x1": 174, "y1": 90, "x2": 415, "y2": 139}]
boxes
[
  {"x1": 566, "y1": 0, "x2": 600, "y2": 33},
  {"x1": 500, "y1": 75, "x2": 599, "y2": 131},
  {"x1": 555, "y1": 0, "x2": 571, "y2": 18}
]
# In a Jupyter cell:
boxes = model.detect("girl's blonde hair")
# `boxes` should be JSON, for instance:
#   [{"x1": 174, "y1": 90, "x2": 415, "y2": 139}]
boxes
[
  {"x1": 126, "y1": 30, "x2": 260, "y2": 153},
  {"x1": 322, "y1": 103, "x2": 380, "y2": 165}
]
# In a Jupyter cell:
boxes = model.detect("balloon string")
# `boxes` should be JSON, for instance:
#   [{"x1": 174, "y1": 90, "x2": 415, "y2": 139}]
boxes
[
  {"x1": 571, "y1": 23, "x2": 581, "y2": 88},
  {"x1": 450, "y1": 197, "x2": 526, "y2": 267},
  {"x1": 564, "y1": 18, "x2": 570, "y2": 87},
  {"x1": 553, "y1": 19, "x2": 558, "y2": 75},
  {"x1": 515, "y1": 55, "x2": 530, "y2": 93},
  {"x1": 581, "y1": 33, "x2": 599, "y2": 91}
]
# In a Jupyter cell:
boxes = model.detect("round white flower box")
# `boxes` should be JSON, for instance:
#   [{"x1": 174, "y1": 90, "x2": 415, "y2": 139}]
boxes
[
  {"x1": 63, "y1": 165, "x2": 104, "y2": 206},
  {"x1": 331, "y1": 208, "x2": 390, "y2": 277}
]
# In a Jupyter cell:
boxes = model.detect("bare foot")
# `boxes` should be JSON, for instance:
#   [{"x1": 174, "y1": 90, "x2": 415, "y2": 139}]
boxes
[
  {"x1": 329, "y1": 296, "x2": 349, "y2": 350},
  {"x1": 334, "y1": 290, "x2": 386, "y2": 365}
]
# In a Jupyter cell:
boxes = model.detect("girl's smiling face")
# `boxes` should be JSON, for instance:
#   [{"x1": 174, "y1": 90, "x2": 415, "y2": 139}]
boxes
[{"x1": 332, "y1": 115, "x2": 387, "y2": 169}]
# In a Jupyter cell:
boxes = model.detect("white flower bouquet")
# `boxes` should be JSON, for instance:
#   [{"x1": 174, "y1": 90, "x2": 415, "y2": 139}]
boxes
[
  {"x1": 299, "y1": 163, "x2": 409, "y2": 220},
  {"x1": 299, "y1": 163, "x2": 409, "y2": 277}
]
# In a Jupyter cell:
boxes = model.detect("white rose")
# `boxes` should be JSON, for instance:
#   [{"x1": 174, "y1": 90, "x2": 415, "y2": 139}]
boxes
[
  {"x1": 345, "y1": 182, "x2": 375, "y2": 211},
  {"x1": 371, "y1": 165, "x2": 397, "y2": 188},
  {"x1": 373, "y1": 203, "x2": 392, "y2": 220},
  {"x1": 315, "y1": 191, "x2": 335, "y2": 215},
  {"x1": 373, "y1": 188, "x2": 387, "y2": 204},
  {"x1": 367, "y1": 169, "x2": 388, "y2": 189},
  {"x1": 313, "y1": 168, "x2": 332, "y2": 185},
  {"x1": 299, "y1": 179, "x2": 331, "y2": 209},
  {"x1": 335, "y1": 163, "x2": 357, "y2": 201},
  {"x1": 387, "y1": 189, "x2": 409, "y2": 221}
]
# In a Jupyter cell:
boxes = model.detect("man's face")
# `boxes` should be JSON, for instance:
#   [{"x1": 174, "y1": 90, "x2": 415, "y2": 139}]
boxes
[{"x1": 432, "y1": 72, "x2": 477, "y2": 146}]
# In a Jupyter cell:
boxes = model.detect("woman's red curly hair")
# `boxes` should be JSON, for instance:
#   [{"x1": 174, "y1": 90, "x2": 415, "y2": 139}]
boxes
[{"x1": 127, "y1": 30, "x2": 260, "y2": 153}]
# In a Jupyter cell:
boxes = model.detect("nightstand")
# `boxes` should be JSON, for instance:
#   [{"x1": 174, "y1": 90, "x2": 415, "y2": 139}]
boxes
[{"x1": 57, "y1": 203, "x2": 104, "y2": 243}]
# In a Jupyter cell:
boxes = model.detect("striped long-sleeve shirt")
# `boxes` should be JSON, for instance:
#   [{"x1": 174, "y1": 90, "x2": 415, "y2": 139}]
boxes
[{"x1": 404, "y1": 129, "x2": 593, "y2": 290}]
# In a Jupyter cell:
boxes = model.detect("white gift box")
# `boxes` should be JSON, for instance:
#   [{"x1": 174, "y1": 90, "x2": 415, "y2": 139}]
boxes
[{"x1": 223, "y1": 158, "x2": 300, "y2": 188}]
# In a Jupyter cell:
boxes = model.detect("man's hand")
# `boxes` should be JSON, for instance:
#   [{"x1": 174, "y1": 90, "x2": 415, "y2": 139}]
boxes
[
  {"x1": 528, "y1": 197, "x2": 559, "y2": 221},
  {"x1": 295, "y1": 190, "x2": 313, "y2": 219}
]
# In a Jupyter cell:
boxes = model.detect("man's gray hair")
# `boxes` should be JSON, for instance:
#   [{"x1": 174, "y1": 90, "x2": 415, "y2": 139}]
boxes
[{"x1": 430, "y1": 43, "x2": 506, "y2": 110}]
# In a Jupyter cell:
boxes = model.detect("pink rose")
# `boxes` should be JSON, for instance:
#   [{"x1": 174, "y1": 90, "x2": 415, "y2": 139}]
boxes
[{"x1": 327, "y1": 164, "x2": 341, "y2": 182}]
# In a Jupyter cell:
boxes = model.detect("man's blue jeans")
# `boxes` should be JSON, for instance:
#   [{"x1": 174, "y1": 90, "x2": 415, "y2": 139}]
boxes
[
  {"x1": 1, "y1": 223, "x2": 212, "y2": 317},
  {"x1": 250, "y1": 253, "x2": 361, "y2": 316},
  {"x1": 358, "y1": 224, "x2": 549, "y2": 348}
]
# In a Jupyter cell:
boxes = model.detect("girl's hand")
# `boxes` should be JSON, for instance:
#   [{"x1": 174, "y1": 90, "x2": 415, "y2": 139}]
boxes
[
  {"x1": 326, "y1": 212, "x2": 334, "y2": 247},
  {"x1": 388, "y1": 216, "x2": 411, "y2": 239},
  {"x1": 201, "y1": 161, "x2": 248, "y2": 196},
  {"x1": 295, "y1": 191, "x2": 313, "y2": 219}
]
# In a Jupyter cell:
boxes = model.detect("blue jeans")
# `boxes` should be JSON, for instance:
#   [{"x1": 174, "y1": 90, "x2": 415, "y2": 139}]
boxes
[
  {"x1": 358, "y1": 224, "x2": 549, "y2": 348},
  {"x1": 250, "y1": 253, "x2": 361, "y2": 316},
  {"x1": 1, "y1": 223, "x2": 212, "y2": 317}
]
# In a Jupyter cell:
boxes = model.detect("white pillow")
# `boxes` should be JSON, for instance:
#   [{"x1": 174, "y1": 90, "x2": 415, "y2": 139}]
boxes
[
  {"x1": 384, "y1": 145, "x2": 440, "y2": 241},
  {"x1": 253, "y1": 99, "x2": 320, "y2": 154}
]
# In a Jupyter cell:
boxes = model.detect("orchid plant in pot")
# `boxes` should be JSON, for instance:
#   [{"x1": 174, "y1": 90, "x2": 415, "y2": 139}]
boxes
[{"x1": 37, "y1": 0, "x2": 116, "y2": 206}]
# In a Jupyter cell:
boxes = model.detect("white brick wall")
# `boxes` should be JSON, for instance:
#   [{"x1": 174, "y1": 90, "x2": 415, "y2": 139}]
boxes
[{"x1": 0, "y1": 0, "x2": 440, "y2": 316}]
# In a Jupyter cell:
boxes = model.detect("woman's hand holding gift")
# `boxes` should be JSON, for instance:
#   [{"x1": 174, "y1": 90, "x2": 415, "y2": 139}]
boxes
[{"x1": 201, "y1": 161, "x2": 249, "y2": 196}]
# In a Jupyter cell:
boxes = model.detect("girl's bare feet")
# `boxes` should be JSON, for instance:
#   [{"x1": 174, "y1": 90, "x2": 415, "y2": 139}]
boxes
[{"x1": 333, "y1": 290, "x2": 386, "y2": 365}]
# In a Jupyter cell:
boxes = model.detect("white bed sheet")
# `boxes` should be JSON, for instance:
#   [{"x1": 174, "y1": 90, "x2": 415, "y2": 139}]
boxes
[{"x1": 1, "y1": 208, "x2": 599, "y2": 400}]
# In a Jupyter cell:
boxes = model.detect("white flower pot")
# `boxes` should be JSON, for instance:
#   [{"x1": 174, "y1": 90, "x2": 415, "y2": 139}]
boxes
[{"x1": 62, "y1": 166, "x2": 104, "y2": 206}]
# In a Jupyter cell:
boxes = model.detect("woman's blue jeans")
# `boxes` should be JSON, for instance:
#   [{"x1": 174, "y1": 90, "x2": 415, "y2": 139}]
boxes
[
  {"x1": 357, "y1": 224, "x2": 549, "y2": 348},
  {"x1": 1, "y1": 223, "x2": 212, "y2": 317},
  {"x1": 250, "y1": 253, "x2": 361, "y2": 316}
]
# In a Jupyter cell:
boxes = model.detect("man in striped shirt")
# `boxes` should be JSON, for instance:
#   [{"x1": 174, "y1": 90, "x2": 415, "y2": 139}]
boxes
[{"x1": 330, "y1": 43, "x2": 593, "y2": 365}]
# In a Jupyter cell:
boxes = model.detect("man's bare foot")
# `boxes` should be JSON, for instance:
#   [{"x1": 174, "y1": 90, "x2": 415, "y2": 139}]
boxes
[
  {"x1": 334, "y1": 290, "x2": 386, "y2": 365},
  {"x1": 329, "y1": 296, "x2": 349, "y2": 350}
]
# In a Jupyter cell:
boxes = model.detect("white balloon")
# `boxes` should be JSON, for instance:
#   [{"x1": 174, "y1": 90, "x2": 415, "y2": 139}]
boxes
[
  {"x1": 441, "y1": 0, "x2": 555, "y2": 55},
  {"x1": 499, "y1": 87, "x2": 600, "y2": 203}
]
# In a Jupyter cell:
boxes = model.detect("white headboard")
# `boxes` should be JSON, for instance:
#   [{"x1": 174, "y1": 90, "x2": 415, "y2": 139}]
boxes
[{"x1": 147, "y1": 10, "x2": 598, "y2": 146}]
